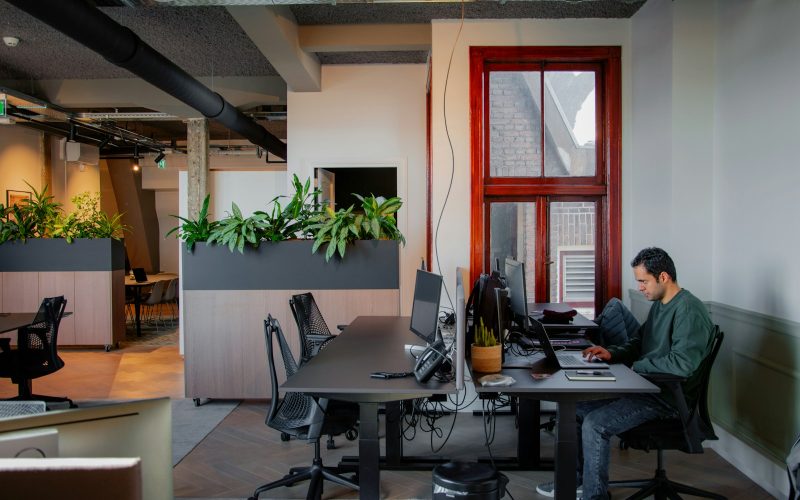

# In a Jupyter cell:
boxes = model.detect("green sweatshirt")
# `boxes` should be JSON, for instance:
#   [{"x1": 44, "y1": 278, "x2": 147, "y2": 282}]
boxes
[{"x1": 607, "y1": 289, "x2": 714, "y2": 409}]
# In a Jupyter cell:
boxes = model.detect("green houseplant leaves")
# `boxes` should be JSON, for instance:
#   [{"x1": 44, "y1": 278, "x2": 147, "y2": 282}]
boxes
[{"x1": 165, "y1": 194, "x2": 218, "y2": 252}]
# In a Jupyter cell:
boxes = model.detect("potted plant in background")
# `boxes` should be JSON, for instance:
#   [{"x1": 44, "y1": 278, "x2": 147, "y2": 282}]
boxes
[{"x1": 471, "y1": 317, "x2": 501, "y2": 373}]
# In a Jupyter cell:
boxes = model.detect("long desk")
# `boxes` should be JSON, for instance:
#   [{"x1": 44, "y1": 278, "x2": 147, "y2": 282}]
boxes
[
  {"x1": 0, "y1": 313, "x2": 37, "y2": 335},
  {"x1": 282, "y1": 315, "x2": 456, "y2": 499},
  {"x1": 474, "y1": 355, "x2": 659, "y2": 500}
]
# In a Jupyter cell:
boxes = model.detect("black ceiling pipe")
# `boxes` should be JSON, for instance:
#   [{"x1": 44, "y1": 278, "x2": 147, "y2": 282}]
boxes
[{"x1": 6, "y1": 0, "x2": 287, "y2": 160}]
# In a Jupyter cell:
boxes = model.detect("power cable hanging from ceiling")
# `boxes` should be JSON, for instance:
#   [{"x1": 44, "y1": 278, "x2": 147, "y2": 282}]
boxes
[{"x1": 433, "y1": 0, "x2": 466, "y2": 314}]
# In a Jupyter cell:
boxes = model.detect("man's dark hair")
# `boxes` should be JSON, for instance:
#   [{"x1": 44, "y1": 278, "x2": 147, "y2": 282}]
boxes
[{"x1": 631, "y1": 247, "x2": 677, "y2": 282}]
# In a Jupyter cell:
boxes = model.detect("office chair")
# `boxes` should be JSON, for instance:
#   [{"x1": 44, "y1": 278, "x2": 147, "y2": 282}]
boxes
[
  {"x1": 249, "y1": 315, "x2": 359, "y2": 500},
  {"x1": 290, "y1": 292, "x2": 359, "y2": 449},
  {"x1": 0, "y1": 296, "x2": 74, "y2": 407},
  {"x1": 289, "y1": 292, "x2": 338, "y2": 364},
  {"x1": 609, "y1": 326, "x2": 725, "y2": 500}
]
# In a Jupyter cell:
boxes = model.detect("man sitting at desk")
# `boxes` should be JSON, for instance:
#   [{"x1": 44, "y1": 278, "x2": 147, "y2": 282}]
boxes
[{"x1": 537, "y1": 247, "x2": 714, "y2": 500}]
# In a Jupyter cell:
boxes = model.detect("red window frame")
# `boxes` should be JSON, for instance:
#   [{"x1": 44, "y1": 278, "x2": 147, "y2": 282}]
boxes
[{"x1": 469, "y1": 46, "x2": 622, "y2": 312}]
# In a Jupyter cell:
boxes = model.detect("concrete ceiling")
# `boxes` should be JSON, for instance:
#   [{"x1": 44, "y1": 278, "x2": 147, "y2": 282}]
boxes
[{"x1": 0, "y1": 0, "x2": 645, "y2": 145}]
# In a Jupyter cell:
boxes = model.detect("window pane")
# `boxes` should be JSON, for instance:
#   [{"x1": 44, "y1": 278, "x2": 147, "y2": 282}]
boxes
[
  {"x1": 549, "y1": 201, "x2": 596, "y2": 317},
  {"x1": 489, "y1": 202, "x2": 536, "y2": 298},
  {"x1": 489, "y1": 71, "x2": 541, "y2": 177},
  {"x1": 544, "y1": 72, "x2": 596, "y2": 177}
]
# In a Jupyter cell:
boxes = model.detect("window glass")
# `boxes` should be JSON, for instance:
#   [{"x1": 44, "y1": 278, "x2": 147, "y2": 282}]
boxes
[
  {"x1": 549, "y1": 201, "x2": 596, "y2": 317},
  {"x1": 490, "y1": 202, "x2": 536, "y2": 297},
  {"x1": 543, "y1": 71, "x2": 597, "y2": 177},
  {"x1": 489, "y1": 72, "x2": 541, "y2": 177}
]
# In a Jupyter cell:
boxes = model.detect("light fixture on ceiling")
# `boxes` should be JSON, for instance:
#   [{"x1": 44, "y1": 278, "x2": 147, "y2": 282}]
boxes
[
  {"x1": 132, "y1": 145, "x2": 140, "y2": 172},
  {"x1": 98, "y1": 135, "x2": 111, "y2": 149},
  {"x1": 154, "y1": 151, "x2": 165, "y2": 164}
]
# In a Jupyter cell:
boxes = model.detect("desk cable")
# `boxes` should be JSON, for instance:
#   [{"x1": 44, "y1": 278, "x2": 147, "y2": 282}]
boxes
[{"x1": 481, "y1": 398, "x2": 516, "y2": 500}]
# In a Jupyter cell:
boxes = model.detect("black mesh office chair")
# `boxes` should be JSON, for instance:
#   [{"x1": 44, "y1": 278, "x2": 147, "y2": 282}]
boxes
[
  {"x1": 609, "y1": 326, "x2": 725, "y2": 500},
  {"x1": 0, "y1": 296, "x2": 74, "y2": 407},
  {"x1": 249, "y1": 315, "x2": 359, "y2": 500},
  {"x1": 290, "y1": 292, "x2": 338, "y2": 364},
  {"x1": 290, "y1": 292, "x2": 358, "y2": 449}
]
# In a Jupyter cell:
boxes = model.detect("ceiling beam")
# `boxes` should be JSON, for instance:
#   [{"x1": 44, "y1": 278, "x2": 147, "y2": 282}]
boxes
[
  {"x1": 299, "y1": 24, "x2": 432, "y2": 53},
  {"x1": 227, "y1": 6, "x2": 321, "y2": 93},
  {"x1": 0, "y1": 77, "x2": 286, "y2": 118}
]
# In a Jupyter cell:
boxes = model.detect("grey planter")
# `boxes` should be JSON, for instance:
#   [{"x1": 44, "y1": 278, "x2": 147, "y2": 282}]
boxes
[
  {"x1": 182, "y1": 239, "x2": 399, "y2": 290},
  {"x1": 0, "y1": 238, "x2": 125, "y2": 272}
]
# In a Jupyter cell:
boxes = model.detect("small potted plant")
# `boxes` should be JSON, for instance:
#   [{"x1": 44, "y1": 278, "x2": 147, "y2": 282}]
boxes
[{"x1": 471, "y1": 317, "x2": 502, "y2": 373}]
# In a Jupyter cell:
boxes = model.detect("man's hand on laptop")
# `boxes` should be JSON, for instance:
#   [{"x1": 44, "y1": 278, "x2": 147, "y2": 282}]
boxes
[{"x1": 582, "y1": 346, "x2": 611, "y2": 362}]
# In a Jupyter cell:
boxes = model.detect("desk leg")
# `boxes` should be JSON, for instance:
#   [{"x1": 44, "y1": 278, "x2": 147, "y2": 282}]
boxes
[
  {"x1": 518, "y1": 398, "x2": 539, "y2": 467},
  {"x1": 385, "y1": 401, "x2": 403, "y2": 466},
  {"x1": 359, "y1": 402, "x2": 380, "y2": 499},
  {"x1": 554, "y1": 400, "x2": 578, "y2": 500},
  {"x1": 134, "y1": 288, "x2": 143, "y2": 337}
]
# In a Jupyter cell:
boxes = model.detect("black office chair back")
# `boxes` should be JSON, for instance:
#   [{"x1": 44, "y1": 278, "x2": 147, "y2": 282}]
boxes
[
  {"x1": 694, "y1": 325, "x2": 723, "y2": 443},
  {"x1": 263, "y1": 315, "x2": 323, "y2": 439},
  {"x1": 290, "y1": 293, "x2": 334, "y2": 363},
  {"x1": 20, "y1": 296, "x2": 67, "y2": 374}
]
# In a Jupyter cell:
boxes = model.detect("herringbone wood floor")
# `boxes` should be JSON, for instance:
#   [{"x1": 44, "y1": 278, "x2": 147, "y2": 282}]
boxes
[{"x1": 0, "y1": 338, "x2": 775, "y2": 500}]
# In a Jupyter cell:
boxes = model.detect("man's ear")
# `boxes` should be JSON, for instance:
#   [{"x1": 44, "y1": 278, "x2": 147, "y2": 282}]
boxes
[{"x1": 658, "y1": 271, "x2": 671, "y2": 283}]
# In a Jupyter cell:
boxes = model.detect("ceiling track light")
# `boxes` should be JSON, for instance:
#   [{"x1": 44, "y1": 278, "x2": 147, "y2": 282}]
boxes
[
  {"x1": 68, "y1": 123, "x2": 76, "y2": 142},
  {"x1": 132, "y1": 145, "x2": 140, "y2": 172},
  {"x1": 98, "y1": 135, "x2": 110, "y2": 149},
  {"x1": 154, "y1": 151, "x2": 165, "y2": 164}
]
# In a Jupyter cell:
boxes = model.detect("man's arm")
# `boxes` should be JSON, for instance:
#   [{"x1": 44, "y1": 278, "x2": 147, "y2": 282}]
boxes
[{"x1": 605, "y1": 322, "x2": 644, "y2": 364}]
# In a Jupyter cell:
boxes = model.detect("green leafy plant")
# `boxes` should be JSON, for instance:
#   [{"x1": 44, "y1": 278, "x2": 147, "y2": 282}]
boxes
[
  {"x1": 207, "y1": 203, "x2": 270, "y2": 253},
  {"x1": 309, "y1": 205, "x2": 360, "y2": 261},
  {"x1": 0, "y1": 182, "x2": 62, "y2": 242},
  {"x1": 310, "y1": 194, "x2": 406, "y2": 262},
  {"x1": 473, "y1": 317, "x2": 498, "y2": 347},
  {"x1": 280, "y1": 174, "x2": 323, "y2": 239},
  {"x1": 166, "y1": 194, "x2": 218, "y2": 252},
  {"x1": 354, "y1": 194, "x2": 405, "y2": 244},
  {"x1": 52, "y1": 192, "x2": 128, "y2": 242}
]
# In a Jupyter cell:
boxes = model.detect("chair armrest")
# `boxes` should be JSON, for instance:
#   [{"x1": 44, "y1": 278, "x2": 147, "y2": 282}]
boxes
[
  {"x1": 640, "y1": 372, "x2": 701, "y2": 451},
  {"x1": 639, "y1": 372, "x2": 687, "y2": 384}
]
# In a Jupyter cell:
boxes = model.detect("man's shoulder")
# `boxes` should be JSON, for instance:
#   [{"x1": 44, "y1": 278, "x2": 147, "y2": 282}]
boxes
[{"x1": 674, "y1": 289, "x2": 707, "y2": 311}]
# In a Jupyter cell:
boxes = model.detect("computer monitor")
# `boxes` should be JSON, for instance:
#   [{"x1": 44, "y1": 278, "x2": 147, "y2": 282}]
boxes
[
  {"x1": 504, "y1": 257, "x2": 529, "y2": 330},
  {"x1": 410, "y1": 268, "x2": 443, "y2": 345},
  {"x1": 132, "y1": 267, "x2": 148, "y2": 283}
]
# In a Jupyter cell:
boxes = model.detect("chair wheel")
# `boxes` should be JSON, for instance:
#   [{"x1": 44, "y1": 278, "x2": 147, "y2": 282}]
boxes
[
  {"x1": 280, "y1": 432, "x2": 291, "y2": 442},
  {"x1": 327, "y1": 436, "x2": 336, "y2": 449},
  {"x1": 345, "y1": 429, "x2": 358, "y2": 441}
]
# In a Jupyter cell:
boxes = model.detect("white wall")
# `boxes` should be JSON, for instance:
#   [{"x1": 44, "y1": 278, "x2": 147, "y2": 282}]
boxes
[
  {"x1": 713, "y1": 0, "x2": 800, "y2": 323},
  {"x1": 156, "y1": 190, "x2": 179, "y2": 273},
  {"x1": 430, "y1": 18, "x2": 632, "y2": 305},
  {"x1": 0, "y1": 126, "x2": 43, "y2": 199},
  {"x1": 287, "y1": 64, "x2": 428, "y2": 314}
]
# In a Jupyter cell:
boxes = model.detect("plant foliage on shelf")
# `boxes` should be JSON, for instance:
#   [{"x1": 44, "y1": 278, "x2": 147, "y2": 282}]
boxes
[
  {"x1": 168, "y1": 174, "x2": 406, "y2": 259},
  {"x1": 0, "y1": 182, "x2": 127, "y2": 244},
  {"x1": 165, "y1": 194, "x2": 217, "y2": 252},
  {"x1": 309, "y1": 194, "x2": 406, "y2": 261}
]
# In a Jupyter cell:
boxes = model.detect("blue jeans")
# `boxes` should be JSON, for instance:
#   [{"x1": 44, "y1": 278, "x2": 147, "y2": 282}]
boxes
[{"x1": 575, "y1": 394, "x2": 677, "y2": 500}]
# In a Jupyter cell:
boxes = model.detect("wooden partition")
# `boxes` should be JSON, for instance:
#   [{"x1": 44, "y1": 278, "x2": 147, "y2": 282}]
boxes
[
  {"x1": 0, "y1": 239, "x2": 125, "y2": 349},
  {"x1": 182, "y1": 240, "x2": 401, "y2": 400}
]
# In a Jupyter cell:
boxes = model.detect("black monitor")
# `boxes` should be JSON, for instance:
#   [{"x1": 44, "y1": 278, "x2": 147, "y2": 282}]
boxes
[
  {"x1": 504, "y1": 257, "x2": 529, "y2": 330},
  {"x1": 410, "y1": 269, "x2": 443, "y2": 345},
  {"x1": 132, "y1": 267, "x2": 148, "y2": 283}
]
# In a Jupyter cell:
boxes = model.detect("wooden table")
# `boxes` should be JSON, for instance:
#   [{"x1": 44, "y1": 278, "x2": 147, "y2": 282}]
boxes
[{"x1": 124, "y1": 273, "x2": 176, "y2": 337}]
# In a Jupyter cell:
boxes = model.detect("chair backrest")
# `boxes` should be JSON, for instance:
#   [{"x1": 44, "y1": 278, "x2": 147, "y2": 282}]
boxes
[
  {"x1": 161, "y1": 279, "x2": 177, "y2": 302},
  {"x1": 21, "y1": 296, "x2": 67, "y2": 359},
  {"x1": 290, "y1": 293, "x2": 333, "y2": 362},
  {"x1": 142, "y1": 280, "x2": 168, "y2": 306},
  {"x1": 263, "y1": 315, "x2": 322, "y2": 437},
  {"x1": 692, "y1": 326, "x2": 724, "y2": 443}
]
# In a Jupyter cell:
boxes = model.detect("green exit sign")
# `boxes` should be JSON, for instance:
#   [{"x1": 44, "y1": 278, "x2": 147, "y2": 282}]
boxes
[
  {"x1": 0, "y1": 95, "x2": 6, "y2": 117},
  {"x1": 157, "y1": 158, "x2": 166, "y2": 169}
]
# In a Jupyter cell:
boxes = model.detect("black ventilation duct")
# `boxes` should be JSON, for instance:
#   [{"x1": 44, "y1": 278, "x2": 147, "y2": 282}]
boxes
[{"x1": 8, "y1": 0, "x2": 287, "y2": 160}]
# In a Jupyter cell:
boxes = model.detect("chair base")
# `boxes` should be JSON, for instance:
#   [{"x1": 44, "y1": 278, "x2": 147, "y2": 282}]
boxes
[
  {"x1": 4, "y1": 380, "x2": 76, "y2": 408},
  {"x1": 250, "y1": 442, "x2": 358, "y2": 500},
  {"x1": 610, "y1": 467, "x2": 726, "y2": 500}
]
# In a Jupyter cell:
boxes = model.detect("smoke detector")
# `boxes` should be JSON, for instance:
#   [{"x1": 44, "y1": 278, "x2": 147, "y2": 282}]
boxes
[{"x1": 3, "y1": 36, "x2": 19, "y2": 47}]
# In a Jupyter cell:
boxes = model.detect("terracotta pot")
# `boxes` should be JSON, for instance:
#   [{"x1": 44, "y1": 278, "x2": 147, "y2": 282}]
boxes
[{"x1": 471, "y1": 344, "x2": 502, "y2": 373}]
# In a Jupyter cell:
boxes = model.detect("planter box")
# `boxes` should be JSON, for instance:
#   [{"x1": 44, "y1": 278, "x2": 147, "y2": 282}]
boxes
[
  {"x1": 182, "y1": 239, "x2": 399, "y2": 290},
  {"x1": 181, "y1": 239, "x2": 401, "y2": 399},
  {"x1": 0, "y1": 238, "x2": 125, "y2": 272},
  {"x1": 0, "y1": 238, "x2": 125, "y2": 349}
]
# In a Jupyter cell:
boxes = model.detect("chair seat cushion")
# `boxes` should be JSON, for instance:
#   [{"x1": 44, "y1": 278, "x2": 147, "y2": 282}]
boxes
[{"x1": 619, "y1": 417, "x2": 698, "y2": 453}]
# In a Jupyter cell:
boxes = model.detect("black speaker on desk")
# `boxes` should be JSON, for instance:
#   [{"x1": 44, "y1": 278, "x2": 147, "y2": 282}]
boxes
[{"x1": 432, "y1": 461, "x2": 508, "y2": 499}]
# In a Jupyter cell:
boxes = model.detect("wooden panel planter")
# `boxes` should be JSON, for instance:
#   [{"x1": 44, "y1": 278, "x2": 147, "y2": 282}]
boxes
[
  {"x1": 0, "y1": 239, "x2": 126, "y2": 349},
  {"x1": 182, "y1": 240, "x2": 401, "y2": 399}
]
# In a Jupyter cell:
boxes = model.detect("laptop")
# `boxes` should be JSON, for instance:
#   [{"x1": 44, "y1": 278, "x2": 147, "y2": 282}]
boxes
[
  {"x1": 132, "y1": 268, "x2": 148, "y2": 283},
  {"x1": 529, "y1": 317, "x2": 609, "y2": 369}
]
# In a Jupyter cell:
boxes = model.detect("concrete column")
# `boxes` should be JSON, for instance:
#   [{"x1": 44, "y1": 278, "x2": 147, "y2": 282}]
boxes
[{"x1": 187, "y1": 118, "x2": 209, "y2": 219}]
